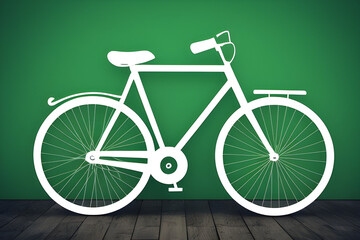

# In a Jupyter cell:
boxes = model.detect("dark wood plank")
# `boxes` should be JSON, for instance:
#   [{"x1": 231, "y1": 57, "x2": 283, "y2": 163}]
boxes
[
  {"x1": 185, "y1": 200, "x2": 218, "y2": 240},
  {"x1": 45, "y1": 213, "x2": 86, "y2": 240},
  {"x1": 0, "y1": 200, "x2": 54, "y2": 240},
  {"x1": 310, "y1": 201, "x2": 360, "y2": 238},
  {"x1": 323, "y1": 200, "x2": 360, "y2": 227},
  {"x1": 210, "y1": 200, "x2": 253, "y2": 240},
  {"x1": 339, "y1": 200, "x2": 360, "y2": 216},
  {"x1": 70, "y1": 215, "x2": 112, "y2": 240},
  {"x1": 239, "y1": 206, "x2": 292, "y2": 240},
  {"x1": 14, "y1": 203, "x2": 67, "y2": 240},
  {"x1": 292, "y1": 204, "x2": 345, "y2": 239},
  {"x1": 132, "y1": 200, "x2": 161, "y2": 240},
  {"x1": 274, "y1": 216, "x2": 321, "y2": 240},
  {"x1": 0, "y1": 200, "x2": 31, "y2": 228},
  {"x1": 159, "y1": 200, "x2": 186, "y2": 240},
  {"x1": 103, "y1": 200, "x2": 142, "y2": 240},
  {"x1": 0, "y1": 200, "x2": 358, "y2": 240}
]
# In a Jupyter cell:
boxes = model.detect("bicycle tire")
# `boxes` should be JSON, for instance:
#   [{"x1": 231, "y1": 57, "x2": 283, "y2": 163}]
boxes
[
  {"x1": 216, "y1": 97, "x2": 334, "y2": 216},
  {"x1": 34, "y1": 96, "x2": 154, "y2": 215}
]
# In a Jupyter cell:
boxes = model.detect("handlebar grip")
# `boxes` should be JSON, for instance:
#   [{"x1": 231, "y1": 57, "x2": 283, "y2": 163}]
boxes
[{"x1": 190, "y1": 38, "x2": 217, "y2": 54}]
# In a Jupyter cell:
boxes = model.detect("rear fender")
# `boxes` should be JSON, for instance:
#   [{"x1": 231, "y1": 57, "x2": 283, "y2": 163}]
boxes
[{"x1": 47, "y1": 92, "x2": 121, "y2": 106}]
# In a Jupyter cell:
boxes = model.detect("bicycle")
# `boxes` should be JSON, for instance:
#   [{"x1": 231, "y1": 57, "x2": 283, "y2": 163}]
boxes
[{"x1": 34, "y1": 31, "x2": 334, "y2": 216}]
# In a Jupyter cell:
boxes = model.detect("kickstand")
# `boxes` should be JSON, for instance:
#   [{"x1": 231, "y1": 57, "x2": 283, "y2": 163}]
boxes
[{"x1": 168, "y1": 183, "x2": 183, "y2": 192}]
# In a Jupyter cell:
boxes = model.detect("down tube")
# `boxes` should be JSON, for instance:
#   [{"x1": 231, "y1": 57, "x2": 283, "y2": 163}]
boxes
[{"x1": 176, "y1": 82, "x2": 231, "y2": 150}]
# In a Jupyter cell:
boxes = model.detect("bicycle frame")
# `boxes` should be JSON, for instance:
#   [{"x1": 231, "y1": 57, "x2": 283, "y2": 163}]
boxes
[{"x1": 93, "y1": 45, "x2": 277, "y2": 162}]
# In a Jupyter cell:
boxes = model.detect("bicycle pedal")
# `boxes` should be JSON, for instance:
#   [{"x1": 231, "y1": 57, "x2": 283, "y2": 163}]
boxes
[{"x1": 168, "y1": 187, "x2": 183, "y2": 192}]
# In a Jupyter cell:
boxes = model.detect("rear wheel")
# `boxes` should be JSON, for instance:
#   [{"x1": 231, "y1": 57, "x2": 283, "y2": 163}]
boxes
[
  {"x1": 34, "y1": 96, "x2": 154, "y2": 215},
  {"x1": 216, "y1": 97, "x2": 334, "y2": 216}
]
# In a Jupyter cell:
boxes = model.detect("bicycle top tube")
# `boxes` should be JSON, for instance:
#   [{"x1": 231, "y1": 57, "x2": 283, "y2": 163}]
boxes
[{"x1": 131, "y1": 64, "x2": 227, "y2": 73}]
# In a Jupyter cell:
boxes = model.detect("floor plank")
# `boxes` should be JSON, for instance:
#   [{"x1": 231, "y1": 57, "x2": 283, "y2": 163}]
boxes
[
  {"x1": 70, "y1": 215, "x2": 112, "y2": 240},
  {"x1": 311, "y1": 201, "x2": 360, "y2": 238},
  {"x1": 160, "y1": 200, "x2": 187, "y2": 240},
  {"x1": 239, "y1": 207, "x2": 292, "y2": 240},
  {"x1": 0, "y1": 201, "x2": 31, "y2": 228},
  {"x1": 210, "y1": 200, "x2": 253, "y2": 240},
  {"x1": 185, "y1": 200, "x2": 218, "y2": 240},
  {"x1": 340, "y1": 200, "x2": 360, "y2": 216},
  {"x1": 0, "y1": 200, "x2": 359, "y2": 240},
  {"x1": 324, "y1": 200, "x2": 360, "y2": 227},
  {"x1": 45, "y1": 213, "x2": 86, "y2": 240},
  {"x1": 132, "y1": 200, "x2": 161, "y2": 240},
  {"x1": 0, "y1": 200, "x2": 54, "y2": 240},
  {"x1": 274, "y1": 216, "x2": 321, "y2": 240},
  {"x1": 293, "y1": 205, "x2": 346, "y2": 239},
  {"x1": 103, "y1": 200, "x2": 142, "y2": 240},
  {"x1": 14, "y1": 203, "x2": 67, "y2": 240}
]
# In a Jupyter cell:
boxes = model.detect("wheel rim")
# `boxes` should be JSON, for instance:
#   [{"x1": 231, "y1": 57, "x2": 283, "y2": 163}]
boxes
[
  {"x1": 34, "y1": 97, "x2": 153, "y2": 215},
  {"x1": 216, "y1": 97, "x2": 334, "y2": 216}
]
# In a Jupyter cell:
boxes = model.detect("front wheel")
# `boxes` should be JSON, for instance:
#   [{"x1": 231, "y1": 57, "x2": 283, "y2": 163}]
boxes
[
  {"x1": 216, "y1": 97, "x2": 334, "y2": 216},
  {"x1": 34, "y1": 96, "x2": 154, "y2": 215}
]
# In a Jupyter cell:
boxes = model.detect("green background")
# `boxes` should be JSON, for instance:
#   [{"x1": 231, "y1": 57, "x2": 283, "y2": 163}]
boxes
[{"x1": 1, "y1": 0, "x2": 359, "y2": 199}]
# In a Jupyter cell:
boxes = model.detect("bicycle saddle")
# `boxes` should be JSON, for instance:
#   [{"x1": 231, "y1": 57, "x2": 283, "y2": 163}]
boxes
[{"x1": 107, "y1": 50, "x2": 155, "y2": 67}]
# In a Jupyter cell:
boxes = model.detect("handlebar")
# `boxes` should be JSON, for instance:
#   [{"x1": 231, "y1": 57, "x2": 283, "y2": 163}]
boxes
[
  {"x1": 190, "y1": 38, "x2": 217, "y2": 54},
  {"x1": 190, "y1": 31, "x2": 236, "y2": 63}
]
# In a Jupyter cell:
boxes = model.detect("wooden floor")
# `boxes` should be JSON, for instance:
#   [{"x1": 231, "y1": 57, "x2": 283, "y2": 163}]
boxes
[{"x1": 0, "y1": 200, "x2": 359, "y2": 240}]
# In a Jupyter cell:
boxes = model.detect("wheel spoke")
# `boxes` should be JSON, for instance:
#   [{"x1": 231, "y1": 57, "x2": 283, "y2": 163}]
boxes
[
  {"x1": 224, "y1": 155, "x2": 268, "y2": 166},
  {"x1": 280, "y1": 161, "x2": 313, "y2": 192},
  {"x1": 78, "y1": 105, "x2": 95, "y2": 149},
  {"x1": 277, "y1": 108, "x2": 296, "y2": 152},
  {"x1": 268, "y1": 104, "x2": 275, "y2": 147},
  {"x1": 261, "y1": 163, "x2": 274, "y2": 206},
  {"x1": 276, "y1": 106, "x2": 288, "y2": 152},
  {"x1": 232, "y1": 124, "x2": 267, "y2": 151},
  {"x1": 52, "y1": 121, "x2": 88, "y2": 152},
  {"x1": 46, "y1": 131, "x2": 83, "y2": 153},
  {"x1": 228, "y1": 134, "x2": 267, "y2": 154},
  {"x1": 278, "y1": 162, "x2": 305, "y2": 198},
  {"x1": 281, "y1": 160, "x2": 322, "y2": 176},
  {"x1": 225, "y1": 143, "x2": 265, "y2": 156},
  {"x1": 227, "y1": 158, "x2": 267, "y2": 175},
  {"x1": 281, "y1": 139, "x2": 324, "y2": 156},
  {"x1": 280, "y1": 121, "x2": 314, "y2": 154},
  {"x1": 248, "y1": 162, "x2": 270, "y2": 200},
  {"x1": 230, "y1": 160, "x2": 268, "y2": 185},
  {"x1": 278, "y1": 114, "x2": 305, "y2": 153},
  {"x1": 64, "y1": 112, "x2": 90, "y2": 152},
  {"x1": 102, "y1": 117, "x2": 129, "y2": 150},
  {"x1": 104, "y1": 122, "x2": 137, "y2": 150}
]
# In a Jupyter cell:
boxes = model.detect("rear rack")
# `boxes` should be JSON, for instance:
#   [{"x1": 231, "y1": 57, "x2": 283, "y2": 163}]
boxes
[{"x1": 253, "y1": 90, "x2": 307, "y2": 97}]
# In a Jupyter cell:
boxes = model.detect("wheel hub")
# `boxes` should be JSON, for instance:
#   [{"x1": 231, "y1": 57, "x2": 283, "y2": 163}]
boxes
[
  {"x1": 85, "y1": 151, "x2": 98, "y2": 163},
  {"x1": 269, "y1": 153, "x2": 279, "y2": 161}
]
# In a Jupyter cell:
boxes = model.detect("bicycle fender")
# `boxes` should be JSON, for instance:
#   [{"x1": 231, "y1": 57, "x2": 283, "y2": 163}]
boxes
[{"x1": 47, "y1": 92, "x2": 122, "y2": 106}]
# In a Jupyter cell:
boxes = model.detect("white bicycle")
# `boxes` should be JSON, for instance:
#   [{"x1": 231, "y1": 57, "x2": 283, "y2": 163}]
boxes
[{"x1": 34, "y1": 31, "x2": 334, "y2": 216}]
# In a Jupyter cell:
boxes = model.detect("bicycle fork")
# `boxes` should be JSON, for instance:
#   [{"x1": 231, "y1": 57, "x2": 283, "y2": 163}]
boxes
[{"x1": 223, "y1": 63, "x2": 279, "y2": 161}]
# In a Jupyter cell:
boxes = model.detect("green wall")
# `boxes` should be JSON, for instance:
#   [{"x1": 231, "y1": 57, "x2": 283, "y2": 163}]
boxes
[{"x1": 1, "y1": 0, "x2": 359, "y2": 199}]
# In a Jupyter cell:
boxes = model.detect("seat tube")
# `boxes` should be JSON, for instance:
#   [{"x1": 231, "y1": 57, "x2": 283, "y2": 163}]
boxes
[{"x1": 224, "y1": 64, "x2": 276, "y2": 156}]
